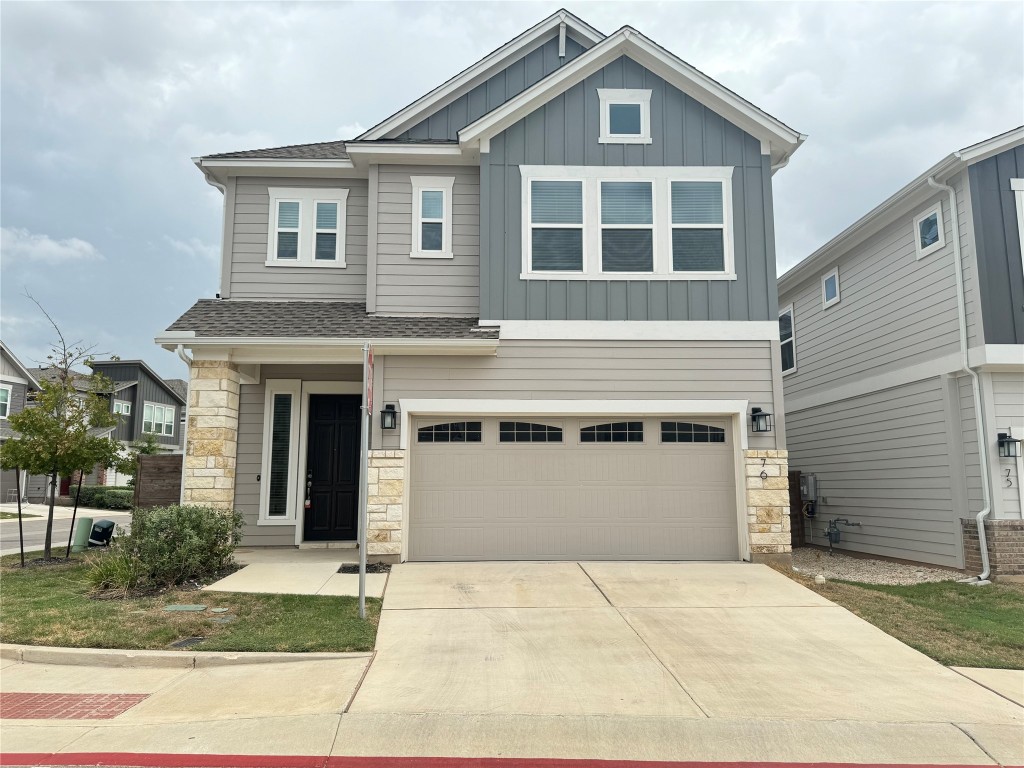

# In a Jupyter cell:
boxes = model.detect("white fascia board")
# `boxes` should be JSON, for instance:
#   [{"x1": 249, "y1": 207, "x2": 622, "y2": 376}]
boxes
[
  {"x1": 490, "y1": 320, "x2": 779, "y2": 341},
  {"x1": 459, "y1": 28, "x2": 804, "y2": 163},
  {"x1": 200, "y1": 159, "x2": 355, "y2": 170},
  {"x1": 344, "y1": 143, "x2": 477, "y2": 167},
  {"x1": 357, "y1": 11, "x2": 604, "y2": 141},
  {"x1": 968, "y1": 344, "x2": 1024, "y2": 368},
  {"x1": 956, "y1": 126, "x2": 1024, "y2": 165},
  {"x1": 155, "y1": 333, "x2": 497, "y2": 357},
  {"x1": 0, "y1": 342, "x2": 41, "y2": 389}
]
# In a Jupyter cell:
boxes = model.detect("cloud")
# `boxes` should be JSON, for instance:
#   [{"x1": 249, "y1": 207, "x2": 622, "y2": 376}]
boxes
[
  {"x1": 163, "y1": 236, "x2": 219, "y2": 263},
  {"x1": 1, "y1": 227, "x2": 103, "y2": 264}
]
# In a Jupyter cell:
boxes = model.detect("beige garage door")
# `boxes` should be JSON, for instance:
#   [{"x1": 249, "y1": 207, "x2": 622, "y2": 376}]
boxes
[{"x1": 408, "y1": 416, "x2": 738, "y2": 561}]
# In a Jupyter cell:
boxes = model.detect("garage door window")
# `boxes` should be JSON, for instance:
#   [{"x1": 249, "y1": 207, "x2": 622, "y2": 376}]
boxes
[
  {"x1": 580, "y1": 421, "x2": 643, "y2": 443},
  {"x1": 661, "y1": 421, "x2": 726, "y2": 443},
  {"x1": 498, "y1": 421, "x2": 563, "y2": 443},
  {"x1": 417, "y1": 421, "x2": 482, "y2": 443}
]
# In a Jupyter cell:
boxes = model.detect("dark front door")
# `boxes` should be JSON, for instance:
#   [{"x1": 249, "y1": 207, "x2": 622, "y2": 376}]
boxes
[{"x1": 303, "y1": 395, "x2": 361, "y2": 541}]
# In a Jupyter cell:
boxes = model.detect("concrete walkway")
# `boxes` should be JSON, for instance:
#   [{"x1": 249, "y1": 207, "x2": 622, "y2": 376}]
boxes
[{"x1": 202, "y1": 547, "x2": 388, "y2": 598}]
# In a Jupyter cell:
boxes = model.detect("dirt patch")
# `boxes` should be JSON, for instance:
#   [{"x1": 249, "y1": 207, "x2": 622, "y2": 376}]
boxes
[{"x1": 338, "y1": 563, "x2": 391, "y2": 574}]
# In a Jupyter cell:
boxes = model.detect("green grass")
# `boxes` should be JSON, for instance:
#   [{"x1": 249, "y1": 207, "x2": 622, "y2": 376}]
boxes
[
  {"x1": 0, "y1": 550, "x2": 380, "y2": 653},
  {"x1": 0, "y1": 511, "x2": 41, "y2": 519}
]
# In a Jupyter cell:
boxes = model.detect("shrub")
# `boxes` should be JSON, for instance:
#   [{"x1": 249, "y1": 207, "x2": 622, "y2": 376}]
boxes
[
  {"x1": 87, "y1": 505, "x2": 244, "y2": 593},
  {"x1": 73, "y1": 485, "x2": 133, "y2": 510}
]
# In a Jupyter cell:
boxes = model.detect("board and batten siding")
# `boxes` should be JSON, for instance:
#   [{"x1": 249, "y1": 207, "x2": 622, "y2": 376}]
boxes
[
  {"x1": 375, "y1": 165, "x2": 480, "y2": 315},
  {"x1": 227, "y1": 176, "x2": 368, "y2": 301},
  {"x1": 90, "y1": 364, "x2": 181, "y2": 448},
  {"x1": 374, "y1": 340, "x2": 782, "y2": 451},
  {"x1": 481, "y1": 54, "x2": 777, "y2": 323},
  {"x1": 786, "y1": 376, "x2": 966, "y2": 568},
  {"x1": 991, "y1": 371, "x2": 1024, "y2": 519},
  {"x1": 396, "y1": 34, "x2": 588, "y2": 141},
  {"x1": 969, "y1": 144, "x2": 1024, "y2": 345}
]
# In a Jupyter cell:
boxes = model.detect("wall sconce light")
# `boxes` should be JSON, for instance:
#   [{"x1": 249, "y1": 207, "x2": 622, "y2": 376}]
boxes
[
  {"x1": 751, "y1": 407, "x2": 774, "y2": 433},
  {"x1": 380, "y1": 404, "x2": 397, "y2": 430},
  {"x1": 997, "y1": 432, "x2": 1021, "y2": 458}
]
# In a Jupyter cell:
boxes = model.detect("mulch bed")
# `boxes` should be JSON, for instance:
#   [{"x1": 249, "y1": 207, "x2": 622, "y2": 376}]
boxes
[{"x1": 338, "y1": 563, "x2": 391, "y2": 574}]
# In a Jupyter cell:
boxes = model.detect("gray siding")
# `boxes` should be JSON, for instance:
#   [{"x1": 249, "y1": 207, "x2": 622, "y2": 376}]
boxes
[
  {"x1": 111, "y1": 384, "x2": 136, "y2": 443},
  {"x1": 991, "y1": 371, "x2": 1023, "y2": 518},
  {"x1": 1, "y1": 349, "x2": 30, "y2": 380},
  {"x1": 375, "y1": 340, "x2": 781, "y2": 451},
  {"x1": 375, "y1": 165, "x2": 480, "y2": 315},
  {"x1": 481, "y1": 55, "x2": 776, "y2": 322},
  {"x1": 91, "y1": 363, "x2": 182, "y2": 448},
  {"x1": 969, "y1": 144, "x2": 1024, "y2": 344},
  {"x1": 396, "y1": 34, "x2": 588, "y2": 141},
  {"x1": 228, "y1": 176, "x2": 369, "y2": 301},
  {"x1": 787, "y1": 377, "x2": 965, "y2": 568}
]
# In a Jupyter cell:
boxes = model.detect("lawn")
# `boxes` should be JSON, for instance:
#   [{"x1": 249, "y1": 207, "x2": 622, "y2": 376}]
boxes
[
  {"x1": 0, "y1": 550, "x2": 380, "y2": 653},
  {"x1": 805, "y1": 576, "x2": 1024, "y2": 669},
  {"x1": 0, "y1": 511, "x2": 41, "y2": 519}
]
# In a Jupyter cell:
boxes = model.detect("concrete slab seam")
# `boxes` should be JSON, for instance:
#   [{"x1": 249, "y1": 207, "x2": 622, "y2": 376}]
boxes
[
  {"x1": 342, "y1": 651, "x2": 377, "y2": 714},
  {"x1": 948, "y1": 668, "x2": 1024, "y2": 710},
  {"x1": 576, "y1": 562, "x2": 614, "y2": 607},
  {"x1": 950, "y1": 721, "x2": 1005, "y2": 766}
]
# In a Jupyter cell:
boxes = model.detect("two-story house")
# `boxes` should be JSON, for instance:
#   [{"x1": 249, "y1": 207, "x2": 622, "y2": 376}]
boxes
[
  {"x1": 157, "y1": 11, "x2": 805, "y2": 562},
  {"x1": 0, "y1": 341, "x2": 41, "y2": 502},
  {"x1": 778, "y1": 127, "x2": 1024, "y2": 578}
]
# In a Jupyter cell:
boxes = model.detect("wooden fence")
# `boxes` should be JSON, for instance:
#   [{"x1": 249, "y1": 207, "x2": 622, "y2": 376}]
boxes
[{"x1": 133, "y1": 454, "x2": 183, "y2": 508}]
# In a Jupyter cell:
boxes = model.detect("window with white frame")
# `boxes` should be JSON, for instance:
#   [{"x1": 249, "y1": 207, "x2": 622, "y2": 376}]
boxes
[
  {"x1": 522, "y1": 166, "x2": 734, "y2": 279},
  {"x1": 913, "y1": 202, "x2": 945, "y2": 259},
  {"x1": 779, "y1": 305, "x2": 796, "y2": 374},
  {"x1": 113, "y1": 400, "x2": 131, "y2": 415},
  {"x1": 410, "y1": 176, "x2": 455, "y2": 258},
  {"x1": 266, "y1": 187, "x2": 349, "y2": 266},
  {"x1": 598, "y1": 89, "x2": 652, "y2": 144},
  {"x1": 142, "y1": 403, "x2": 175, "y2": 436},
  {"x1": 821, "y1": 267, "x2": 840, "y2": 309},
  {"x1": 1012, "y1": 179, "x2": 1024, "y2": 274},
  {"x1": 259, "y1": 380, "x2": 300, "y2": 523},
  {"x1": 0, "y1": 385, "x2": 10, "y2": 418}
]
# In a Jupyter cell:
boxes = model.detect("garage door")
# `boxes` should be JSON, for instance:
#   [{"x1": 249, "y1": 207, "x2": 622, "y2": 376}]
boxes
[{"x1": 408, "y1": 416, "x2": 738, "y2": 561}]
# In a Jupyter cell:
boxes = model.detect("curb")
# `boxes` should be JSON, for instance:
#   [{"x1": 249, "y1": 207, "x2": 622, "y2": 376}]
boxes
[{"x1": 0, "y1": 643, "x2": 372, "y2": 669}]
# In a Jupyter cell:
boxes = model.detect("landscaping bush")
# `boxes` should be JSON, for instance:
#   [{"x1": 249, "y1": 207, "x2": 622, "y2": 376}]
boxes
[
  {"x1": 73, "y1": 485, "x2": 133, "y2": 510},
  {"x1": 87, "y1": 505, "x2": 244, "y2": 594}
]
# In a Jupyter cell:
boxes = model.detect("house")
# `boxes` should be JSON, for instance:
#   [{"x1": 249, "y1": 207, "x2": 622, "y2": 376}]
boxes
[
  {"x1": 157, "y1": 11, "x2": 805, "y2": 562},
  {"x1": 0, "y1": 342, "x2": 41, "y2": 502},
  {"x1": 778, "y1": 127, "x2": 1024, "y2": 577}
]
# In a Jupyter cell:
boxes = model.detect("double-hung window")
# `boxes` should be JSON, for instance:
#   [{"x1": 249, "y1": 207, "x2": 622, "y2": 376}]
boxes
[
  {"x1": 601, "y1": 181, "x2": 654, "y2": 272},
  {"x1": 143, "y1": 403, "x2": 175, "y2": 436},
  {"x1": 671, "y1": 181, "x2": 726, "y2": 273},
  {"x1": 0, "y1": 385, "x2": 10, "y2": 418},
  {"x1": 410, "y1": 176, "x2": 455, "y2": 258},
  {"x1": 529, "y1": 180, "x2": 584, "y2": 272},
  {"x1": 267, "y1": 187, "x2": 349, "y2": 266},
  {"x1": 779, "y1": 305, "x2": 796, "y2": 374}
]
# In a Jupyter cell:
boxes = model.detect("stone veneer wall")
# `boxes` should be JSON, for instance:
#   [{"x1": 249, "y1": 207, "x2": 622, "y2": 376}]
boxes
[
  {"x1": 182, "y1": 360, "x2": 240, "y2": 510},
  {"x1": 745, "y1": 449, "x2": 791, "y2": 564},
  {"x1": 366, "y1": 449, "x2": 405, "y2": 559},
  {"x1": 962, "y1": 518, "x2": 1024, "y2": 580}
]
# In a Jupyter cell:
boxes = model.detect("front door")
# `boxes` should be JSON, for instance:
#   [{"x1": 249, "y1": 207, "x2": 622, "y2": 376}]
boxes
[{"x1": 303, "y1": 394, "x2": 361, "y2": 541}]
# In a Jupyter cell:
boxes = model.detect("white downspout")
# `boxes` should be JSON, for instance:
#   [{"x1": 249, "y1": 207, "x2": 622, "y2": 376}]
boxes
[
  {"x1": 175, "y1": 344, "x2": 193, "y2": 505},
  {"x1": 927, "y1": 176, "x2": 993, "y2": 584}
]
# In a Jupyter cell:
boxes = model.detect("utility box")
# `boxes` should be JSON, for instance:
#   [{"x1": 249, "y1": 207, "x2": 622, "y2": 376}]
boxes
[
  {"x1": 799, "y1": 473, "x2": 817, "y2": 502},
  {"x1": 88, "y1": 519, "x2": 116, "y2": 547}
]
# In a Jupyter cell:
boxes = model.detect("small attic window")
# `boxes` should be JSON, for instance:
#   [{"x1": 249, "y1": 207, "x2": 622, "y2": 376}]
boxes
[
  {"x1": 914, "y1": 202, "x2": 945, "y2": 260},
  {"x1": 598, "y1": 89, "x2": 652, "y2": 145}
]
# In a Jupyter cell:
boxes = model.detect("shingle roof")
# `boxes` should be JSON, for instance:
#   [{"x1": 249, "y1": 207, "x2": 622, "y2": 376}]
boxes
[
  {"x1": 28, "y1": 367, "x2": 94, "y2": 390},
  {"x1": 205, "y1": 140, "x2": 350, "y2": 160},
  {"x1": 164, "y1": 379, "x2": 189, "y2": 402},
  {"x1": 167, "y1": 300, "x2": 499, "y2": 340}
]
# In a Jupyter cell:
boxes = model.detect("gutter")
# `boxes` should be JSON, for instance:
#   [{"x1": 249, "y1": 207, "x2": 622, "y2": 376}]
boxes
[
  {"x1": 926, "y1": 176, "x2": 993, "y2": 585},
  {"x1": 175, "y1": 345, "x2": 193, "y2": 506}
]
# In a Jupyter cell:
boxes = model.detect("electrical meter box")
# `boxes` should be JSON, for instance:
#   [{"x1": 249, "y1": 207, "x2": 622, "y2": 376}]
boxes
[{"x1": 799, "y1": 474, "x2": 817, "y2": 502}]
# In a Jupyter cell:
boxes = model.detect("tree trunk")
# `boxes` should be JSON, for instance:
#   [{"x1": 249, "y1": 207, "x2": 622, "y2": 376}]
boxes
[{"x1": 44, "y1": 469, "x2": 57, "y2": 560}]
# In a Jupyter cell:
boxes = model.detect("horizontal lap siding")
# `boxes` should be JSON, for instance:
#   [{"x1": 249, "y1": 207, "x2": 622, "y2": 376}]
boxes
[
  {"x1": 786, "y1": 377, "x2": 962, "y2": 567},
  {"x1": 229, "y1": 177, "x2": 368, "y2": 301},
  {"x1": 375, "y1": 165, "x2": 479, "y2": 315},
  {"x1": 992, "y1": 371, "x2": 1024, "y2": 518}
]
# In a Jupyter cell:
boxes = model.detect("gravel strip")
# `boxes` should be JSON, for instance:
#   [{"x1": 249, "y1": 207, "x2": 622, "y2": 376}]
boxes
[{"x1": 791, "y1": 547, "x2": 962, "y2": 585}]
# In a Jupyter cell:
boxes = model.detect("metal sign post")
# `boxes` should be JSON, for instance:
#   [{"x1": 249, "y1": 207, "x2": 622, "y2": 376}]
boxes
[{"x1": 357, "y1": 342, "x2": 373, "y2": 619}]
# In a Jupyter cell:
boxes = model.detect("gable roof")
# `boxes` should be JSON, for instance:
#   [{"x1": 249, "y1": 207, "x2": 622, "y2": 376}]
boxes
[
  {"x1": 459, "y1": 26, "x2": 805, "y2": 168},
  {"x1": 0, "y1": 342, "x2": 41, "y2": 389},
  {"x1": 88, "y1": 359, "x2": 188, "y2": 405},
  {"x1": 357, "y1": 9, "x2": 604, "y2": 141},
  {"x1": 28, "y1": 366, "x2": 94, "y2": 391},
  {"x1": 778, "y1": 125, "x2": 1024, "y2": 294}
]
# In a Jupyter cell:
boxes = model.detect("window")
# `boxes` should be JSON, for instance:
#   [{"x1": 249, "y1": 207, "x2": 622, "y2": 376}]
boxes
[
  {"x1": 0, "y1": 385, "x2": 10, "y2": 418},
  {"x1": 259, "y1": 380, "x2": 300, "y2": 523},
  {"x1": 598, "y1": 89, "x2": 652, "y2": 144},
  {"x1": 661, "y1": 421, "x2": 726, "y2": 443},
  {"x1": 530, "y1": 180, "x2": 584, "y2": 272},
  {"x1": 410, "y1": 176, "x2": 455, "y2": 258},
  {"x1": 499, "y1": 421, "x2": 563, "y2": 443},
  {"x1": 913, "y1": 202, "x2": 945, "y2": 259},
  {"x1": 142, "y1": 403, "x2": 175, "y2": 436},
  {"x1": 580, "y1": 421, "x2": 643, "y2": 443},
  {"x1": 522, "y1": 166, "x2": 734, "y2": 280},
  {"x1": 267, "y1": 187, "x2": 349, "y2": 266},
  {"x1": 779, "y1": 305, "x2": 796, "y2": 374},
  {"x1": 1012, "y1": 179, "x2": 1024, "y2": 274},
  {"x1": 821, "y1": 267, "x2": 840, "y2": 309},
  {"x1": 418, "y1": 421, "x2": 482, "y2": 443},
  {"x1": 113, "y1": 400, "x2": 131, "y2": 415}
]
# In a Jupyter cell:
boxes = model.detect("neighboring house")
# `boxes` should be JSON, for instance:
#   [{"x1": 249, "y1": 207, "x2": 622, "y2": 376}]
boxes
[
  {"x1": 778, "y1": 127, "x2": 1024, "y2": 575},
  {"x1": 0, "y1": 342, "x2": 41, "y2": 502},
  {"x1": 157, "y1": 11, "x2": 806, "y2": 562}
]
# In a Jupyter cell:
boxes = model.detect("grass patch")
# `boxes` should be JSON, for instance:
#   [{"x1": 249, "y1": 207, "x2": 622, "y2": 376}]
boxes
[
  {"x1": 783, "y1": 567, "x2": 1024, "y2": 669},
  {"x1": 0, "y1": 550, "x2": 380, "y2": 653},
  {"x1": 0, "y1": 511, "x2": 41, "y2": 519}
]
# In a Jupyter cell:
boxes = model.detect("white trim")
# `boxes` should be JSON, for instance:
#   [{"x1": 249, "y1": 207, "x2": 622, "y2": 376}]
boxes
[
  {"x1": 142, "y1": 401, "x2": 175, "y2": 437},
  {"x1": 409, "y1": 176, "x2": 455, "y2": 259},
  {"x1": 112, "y1": 400, "x2": 131, "y2": 416},
  {"x1": 0, "y1": 342, "x2": 41, "y2": 389},
  {"x1": 293, "y1": 381, "x2": 364, "y2": 545},
  {"x1": 266, "y1": 187, "x2": 349, "y2": 267},
  {"x1": 821, "y1": 267, "x2": 840, "y2": 309},
  {"x1": 491, "y1": 320, "x2": 780, "y2": 341},
  {"x1": 779, "y1": 304, "x2": 796, "y2": 376},
  {"x1": 0, "y1": 384, "x2": 11, "y2": 419},
  {"x1": 913, "y1": 201, "x2": 945, "y2": 260},
  {"x1": 258, "y1": 379, "x2": 301, "y2": 525},
  {"x1": 1012, "y1": 178, "x2": 1024, "y2": 277},
  {"x1": 200, "y1": 159, "x2": 355, "y2": 170},
  {"x1": 968, "y1": 344, "x2": 1024, "y2": 368},
  {"x1": 520, "y1": 165, "x2": 735, "y2": 280},
  {"x1": 597, "y1": 88, "x2": 652, "y2": 144}
]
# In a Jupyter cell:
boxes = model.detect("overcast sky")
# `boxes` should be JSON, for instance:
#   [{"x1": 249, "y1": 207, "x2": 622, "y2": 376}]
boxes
[{"x1": 2, "y1": 1, "x2": 1021, "y2": 379}]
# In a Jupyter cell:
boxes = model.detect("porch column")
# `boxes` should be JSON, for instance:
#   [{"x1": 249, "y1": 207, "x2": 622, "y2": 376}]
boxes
[
  {"x1": 183, "y1": 359, "x2": 240, "y2": 510},
  {"x1": 745, "y1": 449, "x2": 792, "y2": 565}
]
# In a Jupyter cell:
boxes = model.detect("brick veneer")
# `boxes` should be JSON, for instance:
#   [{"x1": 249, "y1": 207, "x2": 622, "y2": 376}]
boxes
[
  {"x1": 962, "y1": 518, "x2": 1024, "y2": 580},
  {"x1": 182, "y1": 360, "x2": 240, "y2": 510},
  {"x1": 745, "y1": 449, "x2": 792, "y2": 565}
]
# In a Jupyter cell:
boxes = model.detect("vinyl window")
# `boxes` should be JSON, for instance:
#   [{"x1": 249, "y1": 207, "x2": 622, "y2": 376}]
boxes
[
  {"x1": 0, "y1": 385, "x2": 10, "y2": 418},
  {"x1": 259, "y1": 380, "x2": 300, "y2": 523},
  {"x1": 143, "y1": 402, "x2": 175, "y2": 436},
  {"x1": 598, "y1": 89, "x2": 652, "y2": 144},
  {"x1": 529, "y1": 180, "x2": 584, "y2": 272},
  {"x1": 601, "y1": 181, "x2": 654, "y2": 273},
  {"x1": 913, "y1": 202, "x2": 945, "y2": 259},
  {"x1": 821, "y1": 267, "x2": 840, "y2": 309},
  {"x1": 113, "y1": 400, "x2": 131, "y2": 415},
  {"x1": 267, "y1": 187, "x2": 349, "y2": 267},
  {"x1": 779, "y1": 305, "x2": 796, "y2": 375},
  {"x1": 671, "y1": 181, "x2": 726, "y2": 273},
  {"x1": 410, "y1": 176, "x2": 455, "y2": 259}
]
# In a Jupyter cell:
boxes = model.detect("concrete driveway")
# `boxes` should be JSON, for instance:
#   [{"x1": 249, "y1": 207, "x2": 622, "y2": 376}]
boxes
[{"x1": 341, "y1": 561, "x2": 1024, "y2": 763}]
